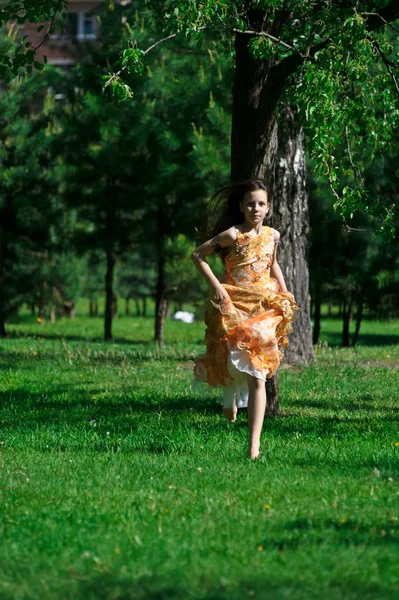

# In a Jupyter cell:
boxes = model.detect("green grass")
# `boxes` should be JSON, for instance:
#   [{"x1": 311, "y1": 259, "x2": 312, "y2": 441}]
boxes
[{"x1": 1, "y1": 311, "x2": 399, "y2": 599}]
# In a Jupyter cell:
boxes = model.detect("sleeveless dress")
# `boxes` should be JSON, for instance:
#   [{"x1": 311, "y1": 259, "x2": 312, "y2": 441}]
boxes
[{"x1": 193, "y1": 226, "x2": 298, "y2": 408}]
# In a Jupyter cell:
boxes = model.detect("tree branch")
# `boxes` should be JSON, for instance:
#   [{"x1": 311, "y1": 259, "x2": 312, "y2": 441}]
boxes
[
  {"x1": 361, "y1": 11, "x2": 399, "y2": 34},
  {"x1": 362, "y1": 1, "x2": 399, "y2": 33},
  {"x1": 372, "y1": 40, "x2": 399, "y2": 96},
  {"x1": 143, "y1": 32, "x2": 181, "y2": 55},
  {"x1": 273, "y1": 0, "x2": 399, "y2": 82},
  {"x1": 232, "y1": 28, "x2": 303, "y2": 56},
  {"x1": 32, "y1": 0, "x2": 65, "y2": 53}
]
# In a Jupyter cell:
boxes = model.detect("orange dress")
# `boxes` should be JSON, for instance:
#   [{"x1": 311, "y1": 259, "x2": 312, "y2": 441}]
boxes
[{"x1": 193, "y1": 226, "x2": 298, "y2": 408}]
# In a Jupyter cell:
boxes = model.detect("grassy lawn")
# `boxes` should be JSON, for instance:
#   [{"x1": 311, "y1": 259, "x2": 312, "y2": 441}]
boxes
[{"x1": 0, "y1": 309, "x2": 399, "y2": 599}]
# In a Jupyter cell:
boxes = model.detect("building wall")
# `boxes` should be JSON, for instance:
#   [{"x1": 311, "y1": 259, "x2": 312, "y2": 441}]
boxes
[{"x1": 23, "y1": 0, "x2": 101, "y2": 66}]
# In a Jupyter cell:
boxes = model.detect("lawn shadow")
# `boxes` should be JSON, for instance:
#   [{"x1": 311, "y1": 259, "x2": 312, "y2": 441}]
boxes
[
  {"x1": 0, "y1": 348, "x2": 196, "y2": 370},
  {"x1": 28, "y1": 570, "x2": 396, "y2": 600},
  {"x1": 323, "y1": 331, "x2": 399, "y2": 347},
  {"x1": 2, "y1": 331, "x2": 158, "y2": 345},
  {"x1": 0, "y1": 387, "x2": 221, "y2": 425},
  {"x1": 287, "y1": 397, "x2": 399, "y2": 413},
  {"x1": 260, "y1": 516, "x2": 399, "y2": 551}
]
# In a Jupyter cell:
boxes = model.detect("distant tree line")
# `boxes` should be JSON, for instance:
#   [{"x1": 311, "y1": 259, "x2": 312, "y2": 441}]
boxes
[{"x1": 0, "y1": 1, "x2": 398, "y2": 349}]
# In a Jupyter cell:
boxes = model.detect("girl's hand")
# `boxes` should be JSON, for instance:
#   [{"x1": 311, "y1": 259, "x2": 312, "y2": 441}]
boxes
[{"x1": 212, "y1": 285, "x2": 230, "y2": 304}]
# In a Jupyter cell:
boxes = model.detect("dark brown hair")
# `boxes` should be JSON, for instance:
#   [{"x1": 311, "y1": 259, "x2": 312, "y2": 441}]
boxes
[{"x1": 207, "y1": 178, "x2": 271, "y2": 239}]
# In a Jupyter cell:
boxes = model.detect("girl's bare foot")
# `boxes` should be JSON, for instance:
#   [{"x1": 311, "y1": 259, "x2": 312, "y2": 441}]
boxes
[
  {"x1": 248, "y1": 445, "x2": 260, "y2": 459},
  {"x1": 223, "y1": 406, "x2": 237, "y2": 422}
]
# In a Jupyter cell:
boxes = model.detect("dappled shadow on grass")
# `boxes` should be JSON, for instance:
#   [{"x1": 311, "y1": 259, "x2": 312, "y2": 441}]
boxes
[
  {"x1": 322, "y1": 331, "x2": 399, "y2": 347},
  {"x1": 3, "y1": 330, "x2": 157, "y2": 345},
  {"x1": 2, "y1": 385, "x2": 399, "y2": 434},
  {"x1": 34, "y1": 570, "x2": 395, "y2": 600},
  {"x1": 0, "y1": 387, "x2": 221, "y2": 419},
  {"x1": 0, "y1": 349, "x2": 197, "y2": 369},
  {"x1": 287, "y1": 397, "x2": 399, "y2": 413},
  {"x1": 259, "y1": 517, "x2": 399, "y2": 551}
]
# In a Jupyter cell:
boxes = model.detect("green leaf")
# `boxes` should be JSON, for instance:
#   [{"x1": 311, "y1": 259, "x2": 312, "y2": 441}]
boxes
[{"x1": 26, "y1": 50, "x2": 35, "y2": 65}]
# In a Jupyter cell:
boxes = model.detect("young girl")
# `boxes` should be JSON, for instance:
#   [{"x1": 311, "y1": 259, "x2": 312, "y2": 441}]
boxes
[{"x1": 192, "y1": 179, "x2": 298, "y2": 459}]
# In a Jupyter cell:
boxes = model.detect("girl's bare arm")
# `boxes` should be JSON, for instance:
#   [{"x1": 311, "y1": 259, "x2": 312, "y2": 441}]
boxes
[
  {"x1": 191, "y1": 229, "x2": 235, "y2": 302},
  {"x1": 270, "y1": 230, "x2": 288, "y2": 293}
]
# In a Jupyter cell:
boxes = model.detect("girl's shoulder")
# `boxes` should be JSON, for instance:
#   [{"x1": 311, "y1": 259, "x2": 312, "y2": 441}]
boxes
[
  {"x1": 268, "y1": 227, "x2": 280, "y2": 243},
  {"x1": 213, "y1": 226, "x2": 237, "y2": 248},
  {"x1": 219, "y1": 226, "x2": 238, "y2": 241}
]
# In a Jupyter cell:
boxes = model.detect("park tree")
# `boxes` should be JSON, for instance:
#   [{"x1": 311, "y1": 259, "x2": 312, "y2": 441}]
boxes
[
  {"x1": 309, "y1": 152, "x2": 399, "y2": 347},
  {"x1": 43, "y1": 3, "x2": 231, "y2": 343},
  {"x1": 105, "y1": 0, "x2": 399, "y2": 410},
  {"x1": 2, "y1": 2, "x2": 398, "y2": 389},
  {"x1": 0, "y1": 64, "x2": 68, "y2": 336}
]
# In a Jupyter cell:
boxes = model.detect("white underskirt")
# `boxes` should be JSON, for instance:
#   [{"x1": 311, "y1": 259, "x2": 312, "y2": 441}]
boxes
[
  {"x1": 192, "y1": 341, "x2": 270, "y2": 410},
  {"x1": 223, "y1": 340, "x2": 267, "y2": 409}
]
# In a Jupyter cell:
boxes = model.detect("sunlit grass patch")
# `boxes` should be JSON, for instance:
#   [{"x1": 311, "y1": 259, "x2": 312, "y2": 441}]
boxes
[{"x1": 0, "y1": 314, "x2": 398, "y2": 599}]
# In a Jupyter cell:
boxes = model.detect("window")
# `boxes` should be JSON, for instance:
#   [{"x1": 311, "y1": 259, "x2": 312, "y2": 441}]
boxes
[
  {"x1": 63, "y1": 12, "x2": 96, "y2": 40},
  {"x1": 79, "y1": 13, "x2": 96, "y2": 40}
]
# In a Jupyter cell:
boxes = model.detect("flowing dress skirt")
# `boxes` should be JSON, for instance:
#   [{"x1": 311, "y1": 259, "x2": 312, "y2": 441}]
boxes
[{"x1": 194, "y1": 281, "x2": 298, "y2": 408}]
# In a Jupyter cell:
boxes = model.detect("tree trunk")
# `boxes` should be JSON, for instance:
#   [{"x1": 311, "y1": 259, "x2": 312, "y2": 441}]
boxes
[
  {"x1": 351, "y1": 294, "x2": 364, "y2": 347},
  {"x1": 272, "y1": 104, "x2": 314, "y2": 365},
  {"x1": 266, "y1": 377, "x2": 279, "y2": 418},
  {"x1": 38, "y1": 281, "x2": 46, "y2": 324},
  {"x1": 231, "y1": 30, "x2": 279, "y2": 181},
  {"x1": 50, "y1": 304, "x2": 56, "y2": 323},
  {"x1": 112, "y1": 292, "x2": 118, "y2": 318},
  {"x1": 104, "y1": 249, "x2": 116, "y2": 340},
  {"x1": 312, "y1": 276, "x2": 322, "y2": 345},
  {"x1": 125, "y1": 297, "x2": 130, "y2": 316},
  {"x1": 231, "y1": 31, "x2": 314, "y2": 414},
  {"x1": 142, "y1": 296, "x2": 147, "y2": 317},
  {"x1": 154, "y1": 235, "x2": 167, "y2": 345},
  {"x1": 342, "y1": 293, "x2": 353, "y2": 347},
  {"x1": 135, "y1": 298, "x2": 141, "y2": 317},
  {"x1": 0, "y1": 246, "x2": 6, "y2": 337}
]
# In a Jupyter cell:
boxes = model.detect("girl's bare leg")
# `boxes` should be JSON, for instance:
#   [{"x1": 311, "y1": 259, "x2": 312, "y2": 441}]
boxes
[
  {"x1": 222, "y1": 386, "x2": 237, "y2": 422},
  {"x1": 223, "y1": 405, "x2": 237, "y2": 422},
  {"x1": 247, "y1": 375, "x2": 267, "y2": 459}
]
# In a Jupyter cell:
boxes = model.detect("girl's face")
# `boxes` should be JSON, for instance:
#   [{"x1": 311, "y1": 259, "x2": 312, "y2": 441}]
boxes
[{"x1": 240, "y1": 189, "x2": 269, "y2": 226}]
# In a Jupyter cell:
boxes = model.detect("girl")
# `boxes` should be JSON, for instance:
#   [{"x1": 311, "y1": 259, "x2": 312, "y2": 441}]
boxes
[{"x1": 192, "y1": 179, "x2": 298, "y2": 459}]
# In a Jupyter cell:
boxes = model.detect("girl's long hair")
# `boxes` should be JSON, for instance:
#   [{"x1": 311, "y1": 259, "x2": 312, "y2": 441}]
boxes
[{"x1": 207, "y1": 178, "x2": 271, "y2": 239}]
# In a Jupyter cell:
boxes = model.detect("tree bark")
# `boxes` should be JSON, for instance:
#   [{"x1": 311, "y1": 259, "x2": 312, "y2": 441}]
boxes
[
  {"x1": 231, "y1": 32, "x2": 278, "y2": 182},
  {"x1": 104, "y1": 249, "x2": 116, "y2": 340},
  {"x1": 38, "y1": 281, "x2": 46, "y2": 324},
  {"x1": 272, "y1": 104, "x2": 314, "y2": 365},
  {"x1": 231, "y1": 30, "x2": 314, "y2": 414},
  {"x1": 142, "y1": 296, "x2": 147, "y2": 318},
  {"x1": 312, "y1": 275, "x2": 322, "y2": 345},
  {"x1": 266, "y1": 377, "x2": 279, "y2": 418},
  {"x1": 50, "y1": 304, "x2": 56, "y2": 323},
  {"x1": 154, "y1": 235, "x2": 167, "y2": 345},
  {"x1": 342, "y1": 293, "x2": 353, "y2": 347},
  {"x1": 125, "y1": 297, "x2": 130, "y2": 316},
  {"x1": 0, "y1": 241, "x2": 6, "y2": 337},
  {"x1": 112, "y1": 292, "x2": 118, "y2": 318},
  {"x1": 351, "y1": 293, "x2": 364, "y2": 347}
]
